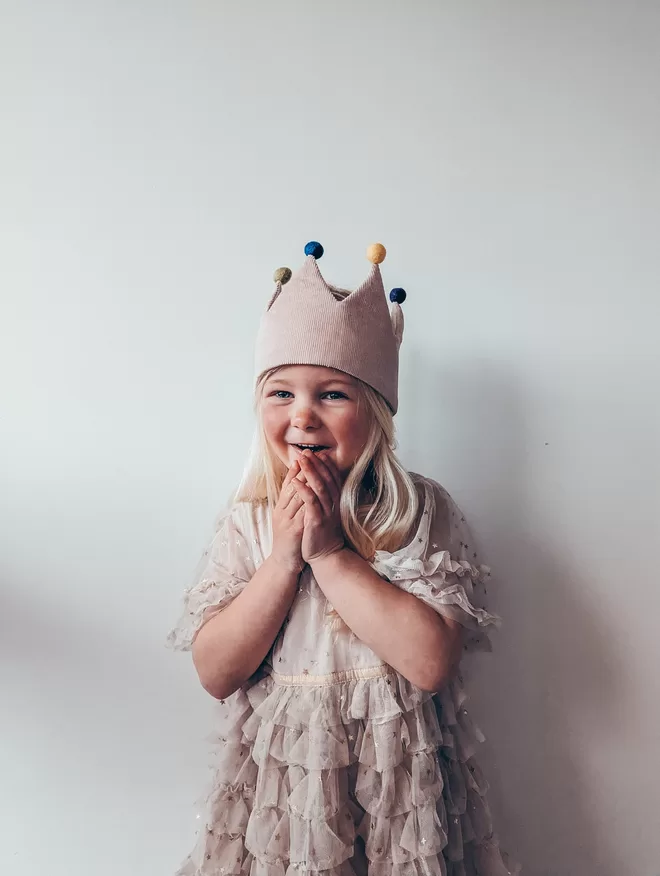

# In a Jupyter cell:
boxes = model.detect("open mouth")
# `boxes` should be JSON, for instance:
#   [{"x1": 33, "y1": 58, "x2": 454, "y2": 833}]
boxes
[{"x1": 291, "y1": 443, "x2": 330, "y2": 454}]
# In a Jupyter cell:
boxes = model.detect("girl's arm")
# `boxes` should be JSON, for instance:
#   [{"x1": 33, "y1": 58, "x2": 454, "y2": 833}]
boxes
[
  {"x1": 192, "y1": 461, "x2": 306, "y2": 700},
  {"x1": 311, "y1": 549, "x2": 462, "y2": 692},
  {"x1": 295, "y1": 449, "x2": 462, "y2": 692},
  {"x1": 192, "y1": 555, "x2": 300, "y2": 700}
]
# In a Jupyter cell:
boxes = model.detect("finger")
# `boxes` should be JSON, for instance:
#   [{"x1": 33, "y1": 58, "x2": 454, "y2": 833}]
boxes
[
  {"x1": 289, "y1": 469, "x2": 308, "y2": 496},
  {"x1": 278, "y1": 461, "x2": 301, "y2": 506},
  {"x1": 298, "y1": 487, "x2": 322, "y2": 526},
  {"x1": 305, "y1": 455, "x2": 339, "y2": 517},
  {"x1": 308, "y1": 451, "x2": 341, "y2": 502},
  {"x1": 282, "y1": 460, "x2": 301, "y2": 490},
  {"x1": 285, "y1": 464, "x2": 310, "y2": 497},
  {"x1": 299, "y1": 453, "x2": 333, "y2": 516},
  {"x1": 292, "y1": 476, "x2": 322, "y2": 511},
  {"x1": 317, "y1": 451, "x2": 343, "y2": 497},
  {"x1": 282, "y1": 487, "x2": 304, "y2": 514}
]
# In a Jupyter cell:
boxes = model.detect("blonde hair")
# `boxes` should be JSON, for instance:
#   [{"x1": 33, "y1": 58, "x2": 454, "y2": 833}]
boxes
[{"x1": 234, "y1": 369, "x2": 419, "y2": 560}]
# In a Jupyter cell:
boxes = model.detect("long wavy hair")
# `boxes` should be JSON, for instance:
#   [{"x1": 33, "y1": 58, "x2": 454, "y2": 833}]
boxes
[{"x1": 234, "y1": 369, "x2": 419, "y2": 560}]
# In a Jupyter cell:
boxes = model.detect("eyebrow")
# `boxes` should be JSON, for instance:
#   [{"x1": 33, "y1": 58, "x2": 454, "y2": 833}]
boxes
[{"x1": 266, "y1": 377, "x2": 357, "y2": 389}]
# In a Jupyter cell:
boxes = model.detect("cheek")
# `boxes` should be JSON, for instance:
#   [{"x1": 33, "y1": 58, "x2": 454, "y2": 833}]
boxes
[
  {"x1": 261, "y1": 407, "x2": 286, "y2": 444},
  {"x1": 336, "y1": 411, "x2": 370, "y2": 458},
  {"x1": 352, "y1": 423, "x2": 371, "y2": 457}
]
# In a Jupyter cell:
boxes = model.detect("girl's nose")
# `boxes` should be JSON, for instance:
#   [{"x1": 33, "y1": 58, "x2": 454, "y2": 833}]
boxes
[{"x1": 292, "y1": 405, "x2": 320, "y2": 431}]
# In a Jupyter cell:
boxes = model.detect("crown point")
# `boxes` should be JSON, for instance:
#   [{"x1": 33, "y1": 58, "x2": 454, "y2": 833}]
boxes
[
  {"x1": 273, "y1": 267, "x2": 292, "y2": 284},
  {"x1": 367, "y1": 243, "x2": 387, "y2": 264},
  {"x1": 390, "y1": 287, "x2": 407, "y2": 304},
  {"x1": 304, "y1": 241, "x2": 324, "y2": 259}
]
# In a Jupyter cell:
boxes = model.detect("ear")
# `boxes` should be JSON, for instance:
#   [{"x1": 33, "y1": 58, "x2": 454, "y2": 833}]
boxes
[{"x1": 390, "y1": 302, "x2": 404, "y2": 349}]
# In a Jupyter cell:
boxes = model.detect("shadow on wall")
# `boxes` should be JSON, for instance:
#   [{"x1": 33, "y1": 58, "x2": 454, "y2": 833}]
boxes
[
  {"x1": 0, "y1": 577, "x2": 208, "y2": 863},
  {"x1": 399, "y1": 352, "x2": 627, "y2": 876},
  {"x1": 1, "y1": 357, "x2": 633, "y2": 875}
]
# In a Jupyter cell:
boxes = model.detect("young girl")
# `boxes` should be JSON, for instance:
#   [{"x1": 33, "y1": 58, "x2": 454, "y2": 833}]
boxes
[{"x1": 168, "y1": 242, "x2": 518, "y2": 876}]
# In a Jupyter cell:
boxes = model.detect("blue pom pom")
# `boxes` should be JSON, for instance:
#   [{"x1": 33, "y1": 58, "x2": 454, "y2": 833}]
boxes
[
  {"x1": 389, "y1": 287, "x2": 407, "y2": 304},
  {"x1": 304, "y1": 241, "x2": 324, "y2": 259}
]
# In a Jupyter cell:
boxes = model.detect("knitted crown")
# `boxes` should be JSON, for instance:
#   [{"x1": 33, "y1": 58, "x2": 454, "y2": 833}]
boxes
[{"x1": 255, "y1": 242, "x2": 406, "y2": 413}]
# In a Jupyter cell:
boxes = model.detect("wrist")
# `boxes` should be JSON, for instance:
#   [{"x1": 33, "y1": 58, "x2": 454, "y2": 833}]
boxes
[
  {"x1": 267, "y1": 551, "x2": 305, "y2": 578},
  {"x1": 308, "y1": 543, "x2": 349, "y2": 571}
]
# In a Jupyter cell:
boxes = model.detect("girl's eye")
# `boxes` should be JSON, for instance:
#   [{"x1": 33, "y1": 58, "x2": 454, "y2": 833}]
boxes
[
  {"x1": 322, "y1": 391, "x2": 348, "y2": 400},
  {"x1": 269, "y1": 390, "x2": 293, "y2": 399}
]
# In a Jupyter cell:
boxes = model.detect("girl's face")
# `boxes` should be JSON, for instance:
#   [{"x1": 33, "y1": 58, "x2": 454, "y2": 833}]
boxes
[{"x1": 261, "y1": 365, "x2": 371, "y2": 475}]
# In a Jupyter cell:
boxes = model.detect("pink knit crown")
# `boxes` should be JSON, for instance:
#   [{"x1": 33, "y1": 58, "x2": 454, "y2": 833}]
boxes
[{"x1": 255, "y1": 243, "x2": 405, "y2": 412}]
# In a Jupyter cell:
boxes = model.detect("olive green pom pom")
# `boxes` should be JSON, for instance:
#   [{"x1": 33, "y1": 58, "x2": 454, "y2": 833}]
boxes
[{"x1": 273, "y1": 267, "x2": 292, "y2": 284}]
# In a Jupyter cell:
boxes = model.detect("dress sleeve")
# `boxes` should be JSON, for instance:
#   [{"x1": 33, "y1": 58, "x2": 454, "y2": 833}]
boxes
[
  {"x1": 371, "y1": 477, "x2": 500, "y2": 652},
  {"x1": 166, "y1": 505, "x2": 258, "y2": 652}
]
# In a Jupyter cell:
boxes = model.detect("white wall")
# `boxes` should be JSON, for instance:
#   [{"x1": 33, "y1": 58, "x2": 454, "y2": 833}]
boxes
[{"x1": 2, "y1": 2, "x2": 659, "y2": 874}]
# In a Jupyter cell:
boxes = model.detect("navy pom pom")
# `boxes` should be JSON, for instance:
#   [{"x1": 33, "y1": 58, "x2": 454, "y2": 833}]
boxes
[
  {"x1": 389, "y1": 287, "x2": 407, "y2": 304},
  {"x1": 304, "y1": 241, "x2": 324, "y2": 259}
]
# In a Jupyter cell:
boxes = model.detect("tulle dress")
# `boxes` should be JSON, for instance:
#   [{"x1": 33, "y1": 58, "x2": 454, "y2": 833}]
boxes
[{"x1": 167, "y1": 474, "x2": 518, "y2": 876}]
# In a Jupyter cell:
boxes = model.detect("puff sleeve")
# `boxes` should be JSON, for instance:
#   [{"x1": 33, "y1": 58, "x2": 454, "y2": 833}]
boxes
[
  {"x1": 166, "y1": 505, "x2": 259, "y2": 651},
  {"x1": 371, "y1": 477, "x2": 500, "y2": 653}
]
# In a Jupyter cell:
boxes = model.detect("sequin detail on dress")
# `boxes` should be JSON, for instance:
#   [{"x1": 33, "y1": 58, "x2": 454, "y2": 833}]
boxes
[{"x1": 167, "y1": 476, "x2": 518, "y2": 876}]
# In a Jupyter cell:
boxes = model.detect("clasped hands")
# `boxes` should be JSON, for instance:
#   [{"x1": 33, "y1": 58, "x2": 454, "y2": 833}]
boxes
[{"x1": 271, "y1": 450, "x2": 346, "y2": 573}]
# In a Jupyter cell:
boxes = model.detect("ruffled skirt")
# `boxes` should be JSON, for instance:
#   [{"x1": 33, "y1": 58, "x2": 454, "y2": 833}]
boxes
[{"x1": 175, "y1": 670, "x2": 518, "y2": 876}]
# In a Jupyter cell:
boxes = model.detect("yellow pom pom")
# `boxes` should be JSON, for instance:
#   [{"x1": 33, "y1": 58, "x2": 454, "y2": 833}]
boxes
[{"x1": 366, "y1": 243, "x2": 387, "y2": 264}]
